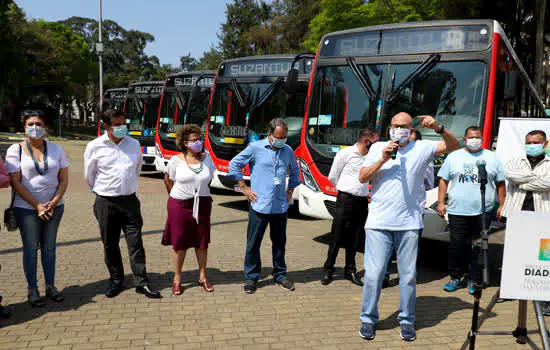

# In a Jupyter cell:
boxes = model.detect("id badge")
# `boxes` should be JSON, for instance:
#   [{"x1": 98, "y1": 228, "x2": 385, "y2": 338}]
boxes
[{"x1": 274, "y1": 177, "x2": 280, "y2": 185}]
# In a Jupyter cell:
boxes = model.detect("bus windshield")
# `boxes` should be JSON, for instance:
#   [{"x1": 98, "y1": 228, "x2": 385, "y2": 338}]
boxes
[
  {"x1": 158, "y1": 86, "x2": 212, "y2": 151},
  {"x1": 308, "y1": 60, "x2": 486, "y2": 159},
  {"x1": 125, "y1": 95, "x2": 160, "y2": 137},
  {"x1": 209, "y1": 80, "x2": 308, "y2": 156}
]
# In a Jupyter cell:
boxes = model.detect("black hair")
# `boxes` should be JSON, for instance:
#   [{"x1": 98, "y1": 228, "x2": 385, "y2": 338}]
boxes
[
  {"x1": 464, "y1": 126, "x2": 482, "y2": 137},
  {"x1": 413, "y1": 130, "x2": 422, "y2": 140},
  {"x1": 526, "y1": 130, "x2": 547, "y2": 141},
  {"x1": 102, "y1": 109, "x2": 125, "y2": 126}
]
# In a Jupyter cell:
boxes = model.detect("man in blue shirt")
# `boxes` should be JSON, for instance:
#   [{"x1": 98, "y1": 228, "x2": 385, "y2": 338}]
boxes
[
  {"x1": 229, "y1": 118, "x2": 301, "y2": 294},
  {"x1": 437, "y1": 126, "x2": 506, "y2": 294}
]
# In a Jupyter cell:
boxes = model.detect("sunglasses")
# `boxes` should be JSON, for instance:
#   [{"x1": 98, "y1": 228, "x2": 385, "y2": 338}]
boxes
[{"x1": 23, "y1": 110, "x2": 44, "y2": 117}]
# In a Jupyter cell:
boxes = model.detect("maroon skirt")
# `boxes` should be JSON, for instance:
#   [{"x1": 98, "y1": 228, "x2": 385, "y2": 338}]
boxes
[{"x1": 162, "y1": 196, "x2": 213, "y2": 250}]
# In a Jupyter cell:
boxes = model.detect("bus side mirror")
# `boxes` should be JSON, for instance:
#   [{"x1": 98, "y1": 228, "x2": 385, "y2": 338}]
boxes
[{"x1": 283, "y1": 69, "x2": 299, "y2": 94}]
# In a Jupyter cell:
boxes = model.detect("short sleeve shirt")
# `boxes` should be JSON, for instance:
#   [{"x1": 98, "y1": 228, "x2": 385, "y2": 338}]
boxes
[
  {"x1": 363, "y1": 140, "x2": 438, "y2": 230},
  {"x1": 6, "y1": 141, "x2": 70, "y2": 209},
  {"x1": 438, "y1": 148, "x2": 505, "y2": 216},
  {"x1": 166, "y1": 153, "x2": 216, "y2": 200}
]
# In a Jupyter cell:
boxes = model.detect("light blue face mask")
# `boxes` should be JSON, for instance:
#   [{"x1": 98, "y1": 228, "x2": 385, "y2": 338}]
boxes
[
  {"x1": 525, "y1": 144, "x2": 544, "y2": 157},
  {"x1": 271, "y1": 136, "x2": 287, "y2": 149},
  {"x1": 112, "y1": 125, "x2": 128, "y2": 139}
]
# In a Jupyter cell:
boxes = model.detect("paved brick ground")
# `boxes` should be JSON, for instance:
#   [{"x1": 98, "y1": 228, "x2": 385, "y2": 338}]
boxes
[{"x1": 0, "y1": 139, "x2": 548, "y2": 349}]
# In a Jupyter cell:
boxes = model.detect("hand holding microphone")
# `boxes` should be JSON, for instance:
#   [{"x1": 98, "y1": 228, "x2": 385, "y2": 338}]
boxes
[{"x1": 382, "y1": 141, "x2": 399, "y2": 162}]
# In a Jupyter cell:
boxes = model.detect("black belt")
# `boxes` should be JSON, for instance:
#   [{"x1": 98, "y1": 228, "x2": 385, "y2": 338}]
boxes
[{"x1": 96, "y1": 193, "x2": 137, "y2": 200}]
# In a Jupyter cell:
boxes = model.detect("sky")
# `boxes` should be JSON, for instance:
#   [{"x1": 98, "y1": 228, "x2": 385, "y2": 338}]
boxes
[{"x1": 15, "y1": 0, "x2": 233, "y2": 67}]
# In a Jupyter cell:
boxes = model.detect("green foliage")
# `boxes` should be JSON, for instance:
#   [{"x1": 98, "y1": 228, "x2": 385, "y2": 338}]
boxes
[{"x1": 196, "y1": 46, "x2": 224, "y2": 70}]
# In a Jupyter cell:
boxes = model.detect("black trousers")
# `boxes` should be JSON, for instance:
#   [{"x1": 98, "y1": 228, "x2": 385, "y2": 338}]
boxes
[
  {"x1": 448, "y1": 213, "x2": 491, "y2": 281},
  {"x1": 323, "y1": 192, "x2": 368, "y2": 274},
  {"x1": 93, "y1": 194, "x2": 148, "y2": 287}
]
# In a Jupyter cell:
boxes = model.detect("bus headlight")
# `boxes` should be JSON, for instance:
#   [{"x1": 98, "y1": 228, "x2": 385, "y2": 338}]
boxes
[{"x1": 299, "y1": 159, "x2": 320, "y2": 192}]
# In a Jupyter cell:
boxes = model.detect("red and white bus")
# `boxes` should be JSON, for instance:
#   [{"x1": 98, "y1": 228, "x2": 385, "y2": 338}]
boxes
[
  {"x1": 154, "y1": 71, "x2": 215, "y2": 171},
  {"x1": 205, "y1": 54, "x2": 313, "y2": 195},
  {"x1": 289, "y1": 20, "x2": 545, "y2": 240},
  {"x1": 123, "y1": 81, "x2": 164, "y2": 169},
  {"x1": 98, "y1": 88, "x2": 127, "y2": 135}
]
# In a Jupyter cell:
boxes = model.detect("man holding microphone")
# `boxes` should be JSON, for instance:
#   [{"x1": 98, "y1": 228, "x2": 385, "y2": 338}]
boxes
[{"x1": 358, "y1": 112, "x2": 460, "y2": 342}]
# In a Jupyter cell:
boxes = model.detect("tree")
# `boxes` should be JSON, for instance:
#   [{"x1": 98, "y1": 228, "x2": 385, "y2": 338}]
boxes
[
  {"x1": 270, "y1": 0, "x2": 322, "y2": 52},
  {"x1": 218, "y1": 0, "x2": 267, "y2": 58},
  {"x1": 534, "y1": 0, "x2": 547, "y2": 94},
  {"x1": 196, "y1": 46, "x2": 224, "y2": 70},
  {"x1": 180, "y1": 53, "x2": 198, "y2": 71}
]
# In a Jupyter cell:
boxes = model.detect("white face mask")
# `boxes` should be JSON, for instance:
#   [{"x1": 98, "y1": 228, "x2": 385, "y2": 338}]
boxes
[
  {"x1": 389, "y1": 127, "x2": 411, "y2": 145},
  {"x1": 465, "y1": 138, "x2": 482, "y2": 151},
  {"x1": 26, "y1": 125, "x2": 46, "y2": 139}
]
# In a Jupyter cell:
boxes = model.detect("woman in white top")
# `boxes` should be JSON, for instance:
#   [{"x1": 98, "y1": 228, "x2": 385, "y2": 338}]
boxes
[
  {"x1": 162, "y1": 124, "x2": 216, "y2": 295},
  {"x1": 5, "y1": 110, "x2": 69, "y2": 307}
]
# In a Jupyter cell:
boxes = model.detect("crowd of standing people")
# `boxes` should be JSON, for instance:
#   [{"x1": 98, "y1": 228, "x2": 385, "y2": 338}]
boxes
[{"x1": 1, "y1": 109, "x2": 550, "y2": 343}]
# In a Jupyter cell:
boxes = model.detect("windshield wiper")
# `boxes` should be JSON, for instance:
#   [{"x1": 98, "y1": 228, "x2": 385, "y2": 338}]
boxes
[
  {"x1": 386, "y1": 53, "x2": 441, "y2": 102},
  {"x1": 231, "y1": 79, "x2": 247, "y2": 108},
  {"x1": 346, "y1": 57, "x2": 376, "y2": 100},
  {"x1": 248, "y1": 78, "x2": 284, "y2": 114}
]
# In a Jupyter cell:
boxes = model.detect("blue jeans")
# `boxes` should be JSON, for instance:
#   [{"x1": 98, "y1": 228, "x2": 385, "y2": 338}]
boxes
[
  {"x1": 15, "y1": 205, "x2": 64, "y2": 290},
  {"x1": 244, "y1": 208, "x2": 288, "y2": 282},
  {"x1": 360, "y1": 229, "x2": 420, "y2": 325}
]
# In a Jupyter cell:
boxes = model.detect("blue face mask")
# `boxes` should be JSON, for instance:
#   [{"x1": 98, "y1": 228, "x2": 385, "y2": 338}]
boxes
[
  {"x1": 112, "y1": 125, "x2": 128, "y2": 139},
  {"x1": 525, "y1": 144, "x2": 544, "y2": 157},
  {"x1": 271, "y1": 136, "x2": 287, "y2": 149}
]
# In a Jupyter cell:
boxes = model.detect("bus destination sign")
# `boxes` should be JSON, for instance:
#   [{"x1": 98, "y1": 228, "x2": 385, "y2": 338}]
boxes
[
  {"x1": 173, "y1": 76, "x2": 215, "y2": 87},
  {"x1": 131, "y1": 85, "x2": 163, "y2": 96},
  {"x1": 321, "y1": 25, "x2": 490, "y2": 57},
  {"x1": 106, "y1": 90, "x2": 126, "y2": 100},
  {"x1": 221, "y1": 59, "x2": 293, "y2": 77}
]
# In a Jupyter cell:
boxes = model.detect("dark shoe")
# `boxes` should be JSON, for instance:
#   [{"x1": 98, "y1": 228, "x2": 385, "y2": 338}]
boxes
[
  {"x1": 244, "y1": 281, "x2": 257, "y2": 294},
  {"x1": 136, "y1": 285, "x2": 161, "y2": 299},
  {"x1": 105, "y1": 282, "x2": 123, "y2": 298},
  {"x1": 359, "y1": 322, "x2": 376, "y2": 340},
  {"x1": 400, "y1": 324, "x2": 416, "y2": 341},
  {"x1": 27, "y1": 289, "x2": 45, "y2": 307},
  {"x1": 46, "y1": 286, "x2": 64, "y2": 302},
  {"x1": 275, "y1": 278, "x2": 295, "y2": 291},
  {"x1": 345, "y1": 272, "x2": 364, "y2": 286},
  {"x1": 321, "y1": 270, "x2": 333, "y2": 285},
  {"x1": 0, "y1": 305, "x2": 11, "y2": 319}
]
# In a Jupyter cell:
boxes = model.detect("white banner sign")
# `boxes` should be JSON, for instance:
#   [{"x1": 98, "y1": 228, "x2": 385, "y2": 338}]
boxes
[
  {"x1": 495, "y1": 118, "x2": 550, "y2": 166},
  {"x1": 500, "y1": 211, "x2": 550, "y2": 301}
]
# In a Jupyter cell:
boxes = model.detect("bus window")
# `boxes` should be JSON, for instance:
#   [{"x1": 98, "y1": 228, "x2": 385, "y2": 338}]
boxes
[{"x1": 384, "y1": 61, "x2": 486, "y2": 143}]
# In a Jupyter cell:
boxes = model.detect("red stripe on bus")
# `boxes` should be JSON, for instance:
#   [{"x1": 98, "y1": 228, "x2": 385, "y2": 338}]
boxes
[
  {"x1": 226, "y1": 91, "x2": 233, "y2": 126},
  {"x1": 482, "y1": 33, "x2": 500, "y2": 149}
]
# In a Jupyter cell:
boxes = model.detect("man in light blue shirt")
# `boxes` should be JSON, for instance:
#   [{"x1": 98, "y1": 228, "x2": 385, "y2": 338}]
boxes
[
  {"x1": 437, "y1": 126, "x2": 506, "y2": 294},
  {"x1": 229, "y1": 118, "x2": 300, "y2": 294},
  {"x1": 358, "y1": 113, "x2": 460, "y2": 342}
]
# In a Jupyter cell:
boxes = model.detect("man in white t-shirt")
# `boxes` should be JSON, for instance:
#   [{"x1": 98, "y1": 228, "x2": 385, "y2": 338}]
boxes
[{"x1": 357, "y1": 112, "x2": 460, "y2": 342}]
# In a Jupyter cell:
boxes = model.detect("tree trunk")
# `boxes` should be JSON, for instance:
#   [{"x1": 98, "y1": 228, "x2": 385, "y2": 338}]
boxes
[{"x1": 534, "y1": 0, "x2": 547, "y2": 95}]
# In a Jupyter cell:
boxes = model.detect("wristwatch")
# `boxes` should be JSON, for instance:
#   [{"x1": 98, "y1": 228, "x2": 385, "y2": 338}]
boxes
[{"x1": 435, "y1": 124, "x2": 445, "y2": 134}]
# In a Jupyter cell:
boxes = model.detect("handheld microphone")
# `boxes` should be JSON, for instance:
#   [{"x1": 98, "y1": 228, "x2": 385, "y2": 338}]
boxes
[
  {"x1": 476, "y1": 159, "x2": 488, "y2": 185},
  {"x1": 391, "y1": 145, "x2": 398, "y2": 159}
]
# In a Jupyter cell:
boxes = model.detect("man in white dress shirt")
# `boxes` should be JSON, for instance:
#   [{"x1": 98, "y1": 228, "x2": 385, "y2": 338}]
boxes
[
  {"x1": 321, "y1": 128, "x2": 379, "y2": 286},
  {"x1": 84, "y1": 109, "x2": 160, "y2": 299}
]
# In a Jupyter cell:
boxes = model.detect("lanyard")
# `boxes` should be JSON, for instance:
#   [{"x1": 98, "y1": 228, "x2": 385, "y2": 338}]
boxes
[{"x1": 270, "y1": 147, "x2": 281, "y2": 175}]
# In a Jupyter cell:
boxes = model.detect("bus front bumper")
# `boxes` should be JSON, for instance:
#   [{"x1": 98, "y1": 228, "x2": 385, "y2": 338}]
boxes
[
  {"x1": 211, "y1": 170, "x2": 251, "y2": 191},
  {"x1": 297, "y1": 186, "x2": 334, "y2": 220}
]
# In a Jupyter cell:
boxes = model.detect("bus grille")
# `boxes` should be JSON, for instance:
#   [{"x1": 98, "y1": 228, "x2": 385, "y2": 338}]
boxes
[
  {"x1": 209, "y1": 142, "x2": 243, "y2": 161},
  {"x1": 324, "y1": 200, "x2": 336, "y2": 218}
]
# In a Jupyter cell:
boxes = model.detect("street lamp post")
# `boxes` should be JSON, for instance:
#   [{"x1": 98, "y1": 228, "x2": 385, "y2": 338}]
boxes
[{"x1": 97, "y1": 0, "x2": 104, "y2": 121}]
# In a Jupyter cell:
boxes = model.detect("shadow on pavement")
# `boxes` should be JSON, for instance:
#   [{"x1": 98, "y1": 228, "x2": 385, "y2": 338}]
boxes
[
  {"x1": 217, "y1": 199, "x2": 320, "y2": 221},
  {"x1": 0, "y1": 217, "x2": 249, "y2": 256},
  {"x1": 312, "y1": 232, "x2": 505, "y2": 287},
  {"x1": 376, "y1": 295, "x2": 496, "y2": 331}
]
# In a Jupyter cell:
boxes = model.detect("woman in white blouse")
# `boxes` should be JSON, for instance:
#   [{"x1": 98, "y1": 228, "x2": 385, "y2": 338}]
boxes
[
  {"x1": 6, "y1": 110, "x2": 69, "y2": 307},
  {"x1": 162, "y1": 124, "x2": 216, "y2": 294}
]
